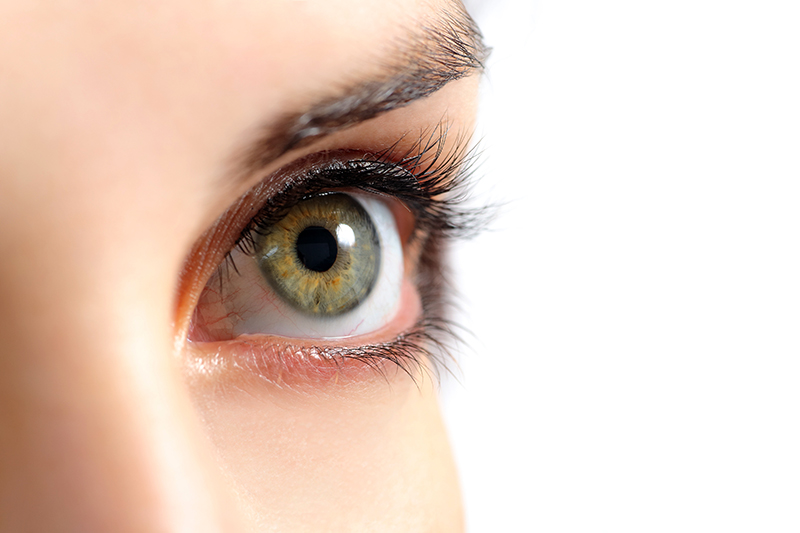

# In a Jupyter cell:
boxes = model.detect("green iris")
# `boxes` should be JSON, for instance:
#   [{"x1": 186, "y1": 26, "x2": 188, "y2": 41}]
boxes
[{"x1": 254, "y1": 193, "x2": 381, "y2": 316}]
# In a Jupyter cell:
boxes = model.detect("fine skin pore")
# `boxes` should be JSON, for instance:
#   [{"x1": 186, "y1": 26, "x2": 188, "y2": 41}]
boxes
[{"x1": 0, "y1": 0, "x2": 483, "y2": 532}]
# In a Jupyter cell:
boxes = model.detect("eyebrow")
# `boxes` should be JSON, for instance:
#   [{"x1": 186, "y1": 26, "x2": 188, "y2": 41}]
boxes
[{"x1": 238, "y1": 4, "x2": 489, "y2": 179}]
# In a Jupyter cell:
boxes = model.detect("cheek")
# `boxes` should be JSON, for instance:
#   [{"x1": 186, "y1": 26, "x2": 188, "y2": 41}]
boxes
[{"x1": 190, "y1": 373, "x2": 463, "y2": 530}]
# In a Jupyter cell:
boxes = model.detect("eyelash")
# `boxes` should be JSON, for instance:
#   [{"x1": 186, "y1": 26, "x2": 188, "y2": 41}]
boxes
[{"x1": 210, "y1": 125, "x2": 487, "y2": 381}]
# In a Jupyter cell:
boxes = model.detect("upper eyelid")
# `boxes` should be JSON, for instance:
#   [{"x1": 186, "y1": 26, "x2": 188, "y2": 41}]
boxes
[{"x1": 230, "y1": 125, "x2": 482, "y2": 261}]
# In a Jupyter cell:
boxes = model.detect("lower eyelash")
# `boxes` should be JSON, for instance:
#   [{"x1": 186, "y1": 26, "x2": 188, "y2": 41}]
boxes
[
  {"x1": 197, "y1": 316, "x2": 464, "y2": 389},
  {"x1": 323, "y1": 316, "x2": 464, "y2": 384}
]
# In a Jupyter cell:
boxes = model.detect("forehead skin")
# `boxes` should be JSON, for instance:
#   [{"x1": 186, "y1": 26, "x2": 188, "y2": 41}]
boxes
[
  {"x1": 0, "y1": 0, "x2": 477, "y2": 531},
  {"x1": 0, "y1": 0, "x2": 423, "y2": 198}
]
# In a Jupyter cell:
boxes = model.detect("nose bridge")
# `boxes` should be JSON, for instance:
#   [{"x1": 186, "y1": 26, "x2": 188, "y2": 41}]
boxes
[
  {"x1": 0, "y1": 227, "x2": 238, "y2": 532},
  {"x1": 0, "y1": 6, "x2": 246, "y2": 526}
]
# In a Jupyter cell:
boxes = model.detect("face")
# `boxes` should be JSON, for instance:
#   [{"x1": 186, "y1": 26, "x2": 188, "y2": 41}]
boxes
[{"x1": 0, "y1": 0, "x2": 485, "y2": 530}]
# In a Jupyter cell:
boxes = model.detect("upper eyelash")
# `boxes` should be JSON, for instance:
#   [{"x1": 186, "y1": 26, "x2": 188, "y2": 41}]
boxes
[{"x1": 230, "y1": 123, "x2": 487, "y2": 264}]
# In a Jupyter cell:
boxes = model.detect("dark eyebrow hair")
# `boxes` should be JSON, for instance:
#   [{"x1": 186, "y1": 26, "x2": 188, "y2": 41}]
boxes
[{"x1": 237, "y1": 4, "x2": 489, "y2": 178}]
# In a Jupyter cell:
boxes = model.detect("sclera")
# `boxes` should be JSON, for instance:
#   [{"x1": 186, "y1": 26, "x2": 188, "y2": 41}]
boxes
[{"x1": 193, "y1": 192, "x2": 403, "y2": 341}]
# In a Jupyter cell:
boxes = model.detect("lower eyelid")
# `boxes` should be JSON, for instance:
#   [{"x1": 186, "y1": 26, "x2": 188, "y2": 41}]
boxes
[{"x1": 184, "y1": 279, "x2": 423, "y2": 391}]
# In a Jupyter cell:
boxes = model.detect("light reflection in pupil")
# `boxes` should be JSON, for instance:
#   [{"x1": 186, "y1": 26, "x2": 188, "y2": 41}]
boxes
[
  {"x1": 296, "y1": 226, "x2": 338, "y2": 272},
  {"x1": 335, "y1": 224, "x2": 356, "y2": 248}
]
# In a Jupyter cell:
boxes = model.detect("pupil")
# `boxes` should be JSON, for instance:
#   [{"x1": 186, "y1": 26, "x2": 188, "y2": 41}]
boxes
[{"x1": 296, "y1": 226, "x2": 338, "y2": 272}]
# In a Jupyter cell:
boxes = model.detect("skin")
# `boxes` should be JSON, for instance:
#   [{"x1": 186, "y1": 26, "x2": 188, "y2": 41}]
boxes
[{"x1": 0, "y1": 0, "x2": 480, "y2": 531}]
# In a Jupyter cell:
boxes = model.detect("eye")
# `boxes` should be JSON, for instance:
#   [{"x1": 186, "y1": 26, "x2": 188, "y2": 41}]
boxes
[
  {"x1": 178, "y1": 129, "x2": 485, "y2": 383},
  {"x1": 191, "y1": 191, "x2": 404, "y2": 340}
]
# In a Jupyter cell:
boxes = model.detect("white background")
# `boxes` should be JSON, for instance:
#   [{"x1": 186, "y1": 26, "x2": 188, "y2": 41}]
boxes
[{"x1": 443, "y1": 0, "x2": 800, "y2": 531}]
